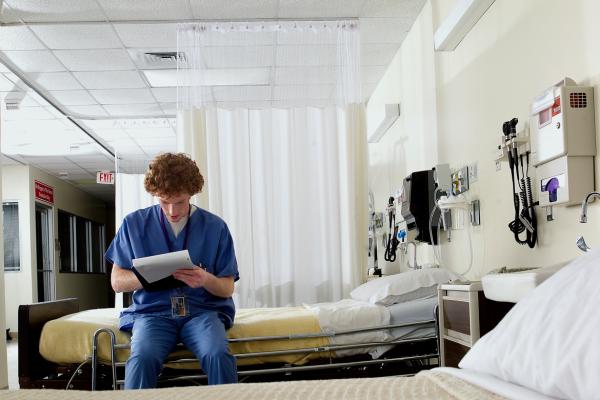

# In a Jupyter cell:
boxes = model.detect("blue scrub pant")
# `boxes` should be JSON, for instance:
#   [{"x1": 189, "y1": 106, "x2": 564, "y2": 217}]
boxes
[{"x1": 125, "y1": 312, "x2": 237, "y2": 389}]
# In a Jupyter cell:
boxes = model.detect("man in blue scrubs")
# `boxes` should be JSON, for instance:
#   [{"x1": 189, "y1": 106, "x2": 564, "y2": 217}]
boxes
[{"x1": 105, "y1": 153, "x2": 239, "y2": 389}]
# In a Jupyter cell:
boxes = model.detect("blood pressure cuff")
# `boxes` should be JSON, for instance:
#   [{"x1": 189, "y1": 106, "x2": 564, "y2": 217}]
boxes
[{"x1": 132, "y1": 267, "x2": 186, "y2": 292}]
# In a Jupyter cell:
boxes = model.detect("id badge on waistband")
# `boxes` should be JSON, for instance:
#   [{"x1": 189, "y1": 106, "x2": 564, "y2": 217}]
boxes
[{"x1": 171, "y1": 296, "x2": 187, "y2": 317}]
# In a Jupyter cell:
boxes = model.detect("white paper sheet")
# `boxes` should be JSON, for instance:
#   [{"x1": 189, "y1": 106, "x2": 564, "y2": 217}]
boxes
[{"x1": 132, "y1": 250, "x2": 196, "y2": 283}]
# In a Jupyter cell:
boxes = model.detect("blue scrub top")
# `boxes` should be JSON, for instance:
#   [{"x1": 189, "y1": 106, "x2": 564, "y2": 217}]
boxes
[{"x1": 105, "y1": 204, "x2": 239, "y2": 330}]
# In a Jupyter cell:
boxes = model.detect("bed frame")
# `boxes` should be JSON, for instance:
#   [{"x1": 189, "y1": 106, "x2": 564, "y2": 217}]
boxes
[
  {"x1": 18, "y1": 298, "x2": 440, "y2": 391},
  {"x1": 18, "y1": 298, "x2": 115, "y2": 390}
]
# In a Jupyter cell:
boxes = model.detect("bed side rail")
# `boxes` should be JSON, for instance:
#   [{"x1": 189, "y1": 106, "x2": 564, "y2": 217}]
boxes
[{"x1": 18, "y1": 298, "x2": 80, "y2": 383}]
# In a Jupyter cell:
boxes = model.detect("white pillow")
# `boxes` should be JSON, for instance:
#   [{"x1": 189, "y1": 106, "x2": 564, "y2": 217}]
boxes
[
  {"x1": 350, "y1": 268, "x2": 459, "y2": 306},
  {"x1": 459, "y1": 248, "x2": 600, "y2": 400}
]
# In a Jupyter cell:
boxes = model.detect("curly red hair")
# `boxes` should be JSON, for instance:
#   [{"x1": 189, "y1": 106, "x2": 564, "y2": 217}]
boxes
[{"x1": 144, "y1": 153, "x2": 204, "y2": 197}]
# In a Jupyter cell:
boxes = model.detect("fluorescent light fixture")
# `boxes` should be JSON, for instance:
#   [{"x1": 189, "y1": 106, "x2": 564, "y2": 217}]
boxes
[
  {"x1": 434, "y1": 0, "x2": 496, "y2": 51},
  {"x1": 368, "y1": 103, "x2": 400, "y2": 143},
  {"x1": 142, "y1": 68, "x2": 270, "y2": 87}
]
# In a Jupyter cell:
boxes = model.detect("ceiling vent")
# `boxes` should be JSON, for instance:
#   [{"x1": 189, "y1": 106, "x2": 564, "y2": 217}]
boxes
[{"x1": 133, "y1": 51, "x2": 186, "y2": 69}]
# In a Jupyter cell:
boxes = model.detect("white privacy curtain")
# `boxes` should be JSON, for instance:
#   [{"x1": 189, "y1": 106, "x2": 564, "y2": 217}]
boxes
[
  {"x1": 177, "y1": 21, "x2": 367, "y2": 308},
  {"x1": 114, "y1": 156, "x2": 156, "y2": 308}
]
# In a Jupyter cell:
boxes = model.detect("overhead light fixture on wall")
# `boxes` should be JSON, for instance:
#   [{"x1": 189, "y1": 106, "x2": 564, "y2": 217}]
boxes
[
  {"x1": 368, "y1": 103, "x2": 401, "y2": 143},
  {"x1": 434, "y1": 0, "x2": 496, "y2": 51}
]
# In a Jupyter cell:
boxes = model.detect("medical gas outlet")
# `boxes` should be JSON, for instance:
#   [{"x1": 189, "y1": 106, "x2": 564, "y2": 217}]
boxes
[{"x1": 531, "y1": 77, "x2": 595, "y2": 207}]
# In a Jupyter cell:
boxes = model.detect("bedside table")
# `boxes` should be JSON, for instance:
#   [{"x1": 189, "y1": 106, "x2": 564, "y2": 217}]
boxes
[{"x1": 438, "y1": 281, "x2": 514, "y2": 367}]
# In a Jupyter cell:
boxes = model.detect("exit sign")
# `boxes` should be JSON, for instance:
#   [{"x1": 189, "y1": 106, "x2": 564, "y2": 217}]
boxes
[{"x1": 96, "y1": 171, "x2": 115, "y2": 185}]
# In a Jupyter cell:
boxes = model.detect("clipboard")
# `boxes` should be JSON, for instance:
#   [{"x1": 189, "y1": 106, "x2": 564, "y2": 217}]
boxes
[{"x1": 132, "y1": 249, "x2": 196, "y2": 283}]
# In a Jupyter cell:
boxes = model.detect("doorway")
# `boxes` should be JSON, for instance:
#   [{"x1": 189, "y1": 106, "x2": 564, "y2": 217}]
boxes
[{"x1": 36, "y1": 203, "x2": 55, "y2": 302}]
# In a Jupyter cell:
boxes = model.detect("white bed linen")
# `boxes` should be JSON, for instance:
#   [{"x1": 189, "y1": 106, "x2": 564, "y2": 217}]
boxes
[
  {"x1": 305, "y1": 299, "x2": 391, "y2": 357},
  {"x1": 437, "y1": 367, "x2": 557, "y2": 400}
]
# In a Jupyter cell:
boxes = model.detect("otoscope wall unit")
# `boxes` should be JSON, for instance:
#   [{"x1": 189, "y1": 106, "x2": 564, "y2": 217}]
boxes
[{"x1": 530, "y1": 77, "x2": 596, "y2": 207}]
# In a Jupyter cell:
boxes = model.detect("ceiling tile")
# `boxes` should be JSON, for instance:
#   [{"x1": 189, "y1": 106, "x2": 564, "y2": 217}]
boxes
[
  {"x1": 143, "y1": 145, "x2": 175, "y2": 156},
  {"x1": 362, "y1": 65, "x2": 387, "y2": 83},
  {"x1": 30, "y1": 24, "x2": 123, "y2": 50},
  {"x1": 360, "y1": 18, "x2": 409, "y2": 43},
  {"x1": 2, "y1": 50, "x2": 65, "y2": 72},
  {"x1": 114, "y1": 23, "x2": 177, "y2": 48},
  {"x1": 361, "y1": 0, "x2": 426, "y2": 18},
  {"x1": 273, "y1": 85, "x2": 333, "y2": 100},
  {"x1": 3, "y1": 0, "x2": 105, "y2": 22},
  {"x1": 361, "y1": 43, "x2": 399, "y2": 66},
  {"x1": 48, "y1": 90, "x2": 97, "y2": 106},
  {"x1": 125, "y1": 127, "x2": 174, "y2": 139},
  {"x1": 362, "y1": 83, "x2": 377, "y2": 99},
  {"x1": 4, "y1": 106, "x2": 55, "y2": 120},
  {"x1": 203, "y1": 46, "x2": 274, "y2": 68},
  {"x1": 104, "y1": 103, "x2": 163, "y2": 117},
  {"x1": 65, "y1": 105, "x2": 109, "y2": 117},
  {"x1": 277, "y1": 0, "x2": 365, "y2": 18},
  {"x1": 0, "y1": 26, "x2": 46, "y2": 50},
  {"x1": 275, "y1": 67, "x2": 336, "y2": 85},
  {"x1": 212, "y1": 86, "x2": 271, "y2": 102},
  {"x1": 0, "y1": 74, "x2": 18, "y2": 91},
  {"x1": 276, "y1": 45, "x2": 336, "y2": 66},
  {"x1": 151, "y1": 87, "x2": 176, "y2": 103},
  {"x1": 159, "y1": 102, "x2": 176, "y2": 115},
  {"x1": 90, "y1": 88, "x2": 155, "y2": 104},
  {"x1": 67, "y1": 153, "x2": 113, "y2": 163},
  {"x1": 98, "y1": 0, "x2": 191, "y2": 21},
  {"x1": 93, "y1": 129, "x2": 129, "y2": 141},
  {"x1": 190, "y1": 0, "x2": 278, "y2": 19},
  {"x1": 74, "y1": 70, "x2": 146, "y2": 89},
  {"x1": 54, "y1": 49, "x2": 134, "y2": 71},
  {"x1": 32, "y1": 72, "x2": 83, "y2": 90}
]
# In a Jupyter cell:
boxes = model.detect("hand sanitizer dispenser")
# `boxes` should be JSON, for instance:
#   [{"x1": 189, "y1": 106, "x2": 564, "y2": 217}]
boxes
[{"x1": 530, "y1": 77, "x2": 596, "y2": 206}]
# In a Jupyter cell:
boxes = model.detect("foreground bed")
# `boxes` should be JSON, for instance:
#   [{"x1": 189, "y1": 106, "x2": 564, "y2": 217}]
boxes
[{"x1": 3, "y1": 369, "x2": 509, "y2": 400}]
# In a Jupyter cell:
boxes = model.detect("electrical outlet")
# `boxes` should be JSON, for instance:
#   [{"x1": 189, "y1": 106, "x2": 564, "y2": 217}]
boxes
[
  {"x1": 495, "y1": 160, "x2": 502, "y2": 171},
  {"x1": 468, "y1": 162, "x2": 478, "y2": 183}
]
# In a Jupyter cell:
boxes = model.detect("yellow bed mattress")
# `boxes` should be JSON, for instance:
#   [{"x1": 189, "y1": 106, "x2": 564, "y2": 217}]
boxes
[{"x1": 39, "y1": 307, "x2": 329, "y2": 368}]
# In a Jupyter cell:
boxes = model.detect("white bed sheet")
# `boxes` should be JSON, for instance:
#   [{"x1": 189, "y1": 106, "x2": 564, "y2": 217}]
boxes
[
  {"x1": 304, "y1": 299, "x2": 391, "y2": 358},
  {"x1": 437, "y1": 367, "x2": 558, "y2": 400}
]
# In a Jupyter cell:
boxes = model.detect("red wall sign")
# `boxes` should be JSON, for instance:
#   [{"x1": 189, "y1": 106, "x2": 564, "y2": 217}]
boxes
[{"x1": 34, "y1": 180, "x2": 54, "y2": 204}]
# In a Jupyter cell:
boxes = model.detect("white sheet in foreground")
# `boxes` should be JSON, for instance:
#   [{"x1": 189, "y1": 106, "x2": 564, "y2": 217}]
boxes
[{"x1": 436, "y1": 367, "x2": 558, "y2": 400}]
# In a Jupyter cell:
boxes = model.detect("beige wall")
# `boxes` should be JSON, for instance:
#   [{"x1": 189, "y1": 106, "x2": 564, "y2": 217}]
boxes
[
  {"x1": 2, "y1": 166, "x2": 36, "y2": 336},
  {"x1": 0, "y1": 108, "x2": 8, "y2": 388},
  {"x1": 368, "y1": 0, "x2": 600, "y2": 279},
  {"x1": 367, "y1": 1, "x2": 438, "y2": 274},
  {"x1": 2, "y1": 165, "x2": 109, "y2": 332}
]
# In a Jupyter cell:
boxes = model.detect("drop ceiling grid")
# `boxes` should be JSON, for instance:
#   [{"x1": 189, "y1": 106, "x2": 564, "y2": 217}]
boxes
[{"x1": 92, "y1": 2, "x2": 168, "y2": 119}]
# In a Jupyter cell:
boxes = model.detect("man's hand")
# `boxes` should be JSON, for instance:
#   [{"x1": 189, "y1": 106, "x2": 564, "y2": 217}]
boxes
[
  {"x1": 172, "y1": 266, "x2": 235, "y2": 298},
  {"x1": 172, "y1": 266, "x2": 209, "y2": 289}
]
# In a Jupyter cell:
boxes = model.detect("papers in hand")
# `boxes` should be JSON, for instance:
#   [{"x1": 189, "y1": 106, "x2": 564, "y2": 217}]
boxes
[{"x1": 132, "y1": 250, "x2": 196, "y2": 283}]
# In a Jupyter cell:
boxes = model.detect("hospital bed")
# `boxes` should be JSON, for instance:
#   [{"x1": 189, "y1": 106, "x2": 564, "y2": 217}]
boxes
[{"x1": 18, "y1": 296, "x2": 440, "y2": 390}]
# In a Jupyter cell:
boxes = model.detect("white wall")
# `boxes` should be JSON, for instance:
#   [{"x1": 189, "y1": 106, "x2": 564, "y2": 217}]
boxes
[
  {"x1": 2, "y1": 165, "x2": 109, "y2": 333},
  {"x1": 368, "y1": 0, "x2": 600, "y2": 279}
]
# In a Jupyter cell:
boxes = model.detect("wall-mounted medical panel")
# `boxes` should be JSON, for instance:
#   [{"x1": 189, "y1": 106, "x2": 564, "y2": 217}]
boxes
[
  {"x1": 530, "y1": 77, "x2": 596, "y2": 207},
  {"x1": 536, "y1": 156, "x2": 594, "y2": 207}
]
